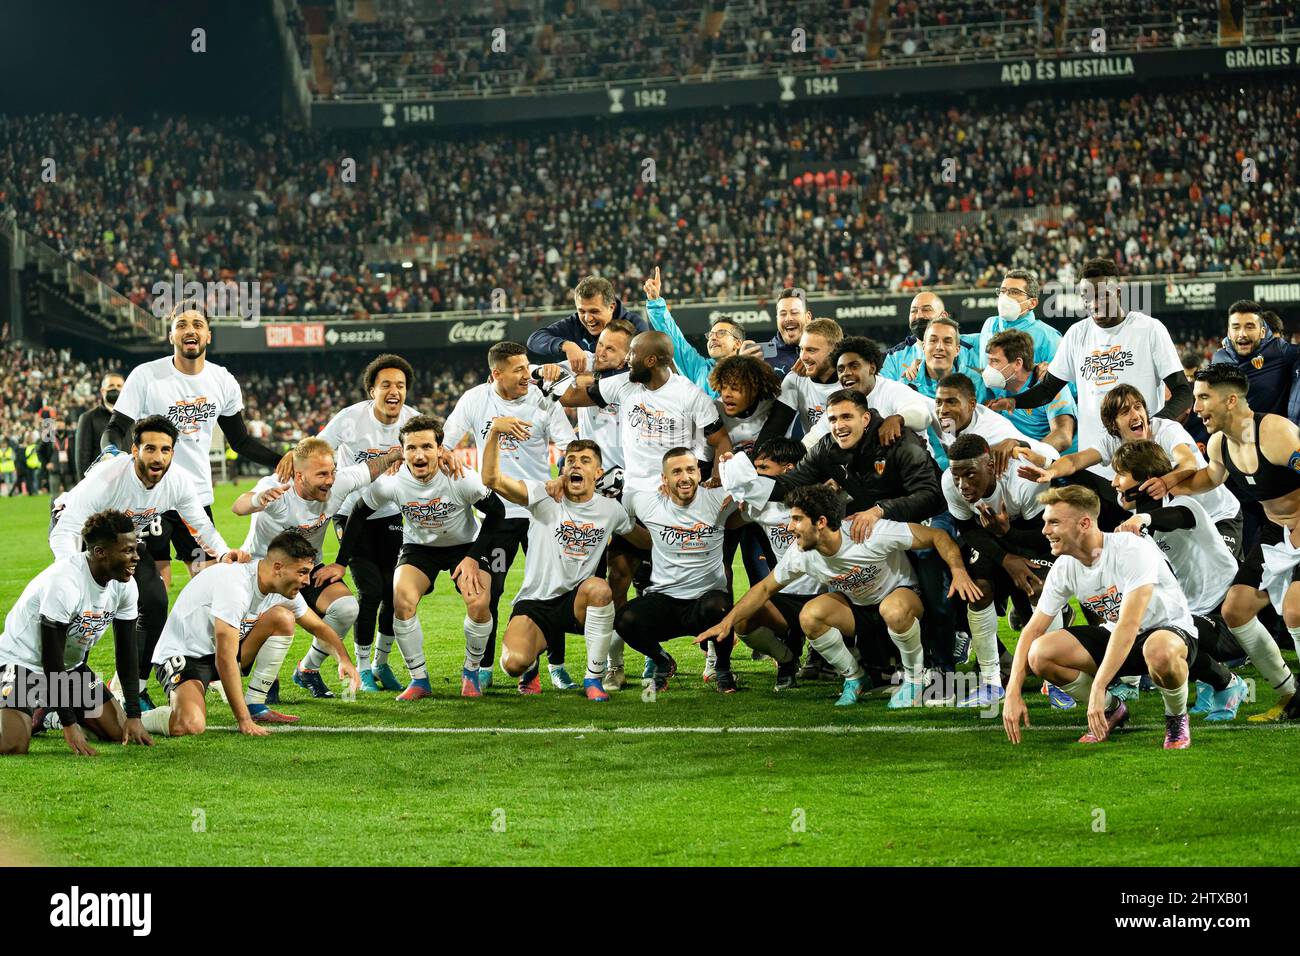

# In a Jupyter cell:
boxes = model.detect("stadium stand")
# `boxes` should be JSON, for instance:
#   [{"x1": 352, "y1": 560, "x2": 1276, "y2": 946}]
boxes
[
  {"x1": 290, "y1": 0, "x2": 1297, "y2": 99},
  {"x1": 1, "y1": 76, "x2": 1295, "y2": 324}
]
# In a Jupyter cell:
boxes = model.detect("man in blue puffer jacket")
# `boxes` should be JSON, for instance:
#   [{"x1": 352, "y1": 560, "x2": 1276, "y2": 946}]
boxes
[
  {"x1": 1212, "y1": 301, "x2": 1300, "y2": 580},
  {"x1": 1211, "y1": 300, "x2": 1299, "y2": 418},
  {"x1": 526, "y1": 276, "x2": 647, "y2": 370}
]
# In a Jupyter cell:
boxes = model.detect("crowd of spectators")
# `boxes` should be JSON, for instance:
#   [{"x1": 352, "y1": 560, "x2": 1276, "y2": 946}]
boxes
[
  {"x1": 0, "y1": 328, "x2": 487, "y2": 495},
  {"x1": 313, "y1": 0, "x2": 841, "y2": 98},
  {"x1": 231, "y1": 350, "x2": 485, "y2": 444},
  {"x1": 1, "y1": 75, "x2": 1295, "y2": 325},
  {"x1": 290, "y1": 0, "x2": 1293, "y2": 99},
  {"x1": 879, "y1": 1, "x2": 1231, "y2": 60},
  {"x1": 0, "y1": 336, "x2": 115, "y2": 495}
]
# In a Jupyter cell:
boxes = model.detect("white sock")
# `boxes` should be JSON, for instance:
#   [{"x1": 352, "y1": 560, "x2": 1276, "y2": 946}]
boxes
[
  {"x1": 1158, "y1": 679, "x2": 1188, "y2": 716},
  {"x1": 1120, "y1": 675, "x2": 1141, "y2": 688},
  {"x1": 464, "y1": 614, "x2": 492, "y2": 670},
  {"x1": 299, "y1": 640, "x2": 331, "y2": 672},
  {"x1": 1231, "y1": 619, "x2": 1296, "y2": 694},
  {"x1": 355, "y1": 643, "x2": 372, "y2": 671},
  {"x1": 738, "y1": 625, "x2": 794, "y2": 664},
  {"x1": 245, "y1": 634, "x2": 292, "y2": 706},
  {"x1": 392, "y1": 615, "x2": 427, "y2": 680},
  {"x1": 373, "y1": 632, "x2": 395, "y2": 668},
  {"x1": 583, "y1": 602, "x2": 615, "y2": 680},
  {"x1": 966, "y1": 603, "x2": 1001, "y2": 686},
  {"x1": 141, "y1": 706, "x2": 172, "y2": 736},
  {"x1": 706, "y1": 642, "x2": 718, "y2": 666},
  {"x1": 808, "y1": 627, "x2": 863, "y2": 680},
  {"x1": 1060, "y1": 670, "x2": 1114, "y2": 711},
  {"x1": 608, "y1": 630, "x2": 625, "y2": 668},
  {"x1": 887, "y1": 618, "x2": 925, "y2": 685}
]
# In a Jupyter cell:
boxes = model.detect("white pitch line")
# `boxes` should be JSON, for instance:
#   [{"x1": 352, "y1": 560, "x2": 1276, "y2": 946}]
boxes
[{"x1": 207, "y1": 722, "x2": 1299, "y2": 735}]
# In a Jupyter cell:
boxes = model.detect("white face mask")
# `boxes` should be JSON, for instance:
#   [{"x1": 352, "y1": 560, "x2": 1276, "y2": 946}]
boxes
[
  {"x1": 982, "y1": 365, "x2": 1008, "y2": 390},
  {"x1": 996, "y1": 295, "x2": 1022, "y2": 322}
]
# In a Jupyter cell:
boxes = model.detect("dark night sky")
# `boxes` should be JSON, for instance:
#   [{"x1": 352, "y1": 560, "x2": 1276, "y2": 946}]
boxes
[{"x1": 0, "y1": 0, "x2": 283, "y2": 119}]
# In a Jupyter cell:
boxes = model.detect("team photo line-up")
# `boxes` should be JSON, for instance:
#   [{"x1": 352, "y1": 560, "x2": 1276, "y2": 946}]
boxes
[{"x1": 5, "y1": 257, "x2": 1300, "y2": 758}]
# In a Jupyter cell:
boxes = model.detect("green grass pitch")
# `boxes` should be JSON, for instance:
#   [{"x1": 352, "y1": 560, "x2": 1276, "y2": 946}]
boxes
[{"x1": 1, "y1": 482, "x2": 1297, "y2": 866}]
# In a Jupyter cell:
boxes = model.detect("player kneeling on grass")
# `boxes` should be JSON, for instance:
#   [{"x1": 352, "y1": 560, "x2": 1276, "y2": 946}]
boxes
[
  {"x1": 337, "y1": 415, "x2": 501, "y2": 700},
  {"x1": 715, "y1": 439, "x2": 824, "y2": 692},
  {"x1": 1003, "y1": 485, "x2": 1198, "y2": 750},
  {"x1": 1109, "y1": 440, "x2": 1249, "y2": 722},
  {"x1": 151, "y1": 530, "x2": 360, "y2": 736},
  {"x1": 697, "y1": 484, "x2": 981, "y2": 708},
  {"x1": 0, "y1": 510, "x2": 163, "y2": 755},
  {"x1": 615, "y1": 448, "x2": 740, "y2": 693},
  {"x1": 483, "y1": 422, "x2": 644, "y2": 700},
  {"x1": 944, "y1": 433, "x2": 1057, "y2": 708},
  {"x1": 234, "y1": 436, "x2": 401, "y2": 700}
]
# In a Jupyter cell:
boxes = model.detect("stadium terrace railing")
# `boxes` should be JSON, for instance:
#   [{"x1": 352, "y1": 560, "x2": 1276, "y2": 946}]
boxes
[
  {"x1": 271, "y1": 0, "x2": 313, "y2": 123},
  {"x1": 1, "y1": 217, "x2": 165, "y2": 342}
]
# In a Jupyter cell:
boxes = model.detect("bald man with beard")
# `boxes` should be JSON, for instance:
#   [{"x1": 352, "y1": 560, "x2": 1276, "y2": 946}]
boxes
[
  {"x1": 881, "y1": 292, "x2": 981, "y2": 382},
  {"x1": 560, "y1": 330, "x2": 734, "y2": 684},
  {"x1": 562, "y1": 331, "x2": 732, "y2": 492}
]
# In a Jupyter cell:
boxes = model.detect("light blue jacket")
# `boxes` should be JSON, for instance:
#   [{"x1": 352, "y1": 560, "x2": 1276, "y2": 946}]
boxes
[{"x1": 645, "y1": 297, "x2": 719, "y2": 398}]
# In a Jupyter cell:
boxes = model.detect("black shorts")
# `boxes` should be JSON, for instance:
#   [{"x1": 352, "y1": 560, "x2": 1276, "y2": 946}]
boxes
[
  {"x1": 298, "y1": 562, "x2": 330, "y2": 613},
  {"x1": 477, "y1": 518, "x2": 529, "y2": 578},
  {"x1": 1063, "y1": 623, "x2": 1197, "y2": 677},
  {"x1": 965, "y1": 543, "x2": 1053, "y2": 587},
  {"x1": 155, "y1": 653, "x2": 220, "y2": 695},
  {"x1": 621, "y1": 589, "x2": 731, "y2": 640},
  {"x1": 847, "y1": 601, "x2": 886, "y2": 644},
  {"x1": 510, "y1": 588, "x2": 582, "y2": 657},
  {"x1": 1215, "y1": 514, "x2": 1244, "y2": 562},
  {"x1": 0, "y1": 662, "x2": 105, "y2": 719},
  {"x1": 338, "y1": 513, "x2": 403, "y2": 566},
  {"x1": 1192, "y1": 613, "x2": 1244, "y2": 663},
  {"x1": 1233, "y1": 521, "x2": 1299, "y2": 591},
  {"x1": 837, "y1": 598, "x2": 908, "y2": 672},
  {"x1": 144, "y1": 506, "x2": 216, "y2": 563},
  {"x1": 770, "y1": 591, "x2": 815, "y2": 640},
  {"x1": 834, "y1": 585, "x2": 921, "y2": 638},
  {"x1": 154, "y1": 613, "x2": 272, "y2": 694},
  {"x1": 396, "y1": 542, "x2": 472, "y2": 595}
]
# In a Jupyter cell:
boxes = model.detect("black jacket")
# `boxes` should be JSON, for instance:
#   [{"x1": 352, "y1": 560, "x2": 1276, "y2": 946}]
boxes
[
  {"x1": 75, "y1": 405, "x2": 112, "y2": 480},
  {"x1": 768, "y1": 415, "x2": 944, "y2": 522},
  {"x1": 525, "y1": 298, "x2": 646, "y2": 358},
  {"x1": 37, "y1": 433, "x2": 75, "y2": 477}
]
